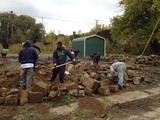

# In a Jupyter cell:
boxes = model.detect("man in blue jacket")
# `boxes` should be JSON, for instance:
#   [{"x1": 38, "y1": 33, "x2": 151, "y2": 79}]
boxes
[
  {"x1": 19, "y1": 40, "x2": 38, "y2": 89},
  {"x1": 50, "y1": 42, "x2": 74, "y2": 88}
]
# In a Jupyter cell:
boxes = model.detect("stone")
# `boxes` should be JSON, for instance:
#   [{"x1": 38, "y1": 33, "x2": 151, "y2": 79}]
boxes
[
  {"x1": 100, "y1": 80, "x2": 109, "y2": 87},
  {"x1": 79, "y1": 90, "x2": 85, "y2": 97},
  {"x1": 0, "y1": 97, "x2": 5, "y2": 105},
  {"x1": 32, "y1": 81, "x2": 49, "y2": 96},
  {"x1": 133, "y1": 77, "x2": 141, "y2": 85},
  {"x1": 19, "y1": 90, "x2": 28, "y2": 106},
  {"x1": 5, "y1": 72, "x2": 15, "y2": 77},
  {"x1": 1, "y1": 87, "x2": 10, "y2": 97},
  {"x1": 92, "y1": 80, "x2": 100, "y2": 92},
  {"x1": 98, "y1": 86, "x2": 110, "y2": 96},
  {"x1": 5, "y1": 95, "x2": 19, "y2": 106},
  {"x1": 78, "y1": 85, "x2": 85, "y2": 90},
  {"x1": 69, "y1": 89, "x2": 78, "y2": 97},
  {"x1": 28, "y1": 91, "x2": 43, "y2": 103},
  {"x1": 48, "y1": 91, "x2": 57, "y2": 99},
  {"x1": 80, "y1": 77, "x2": 94, "y2": 88},
  {"x1": 84, "y1": 87, "x2": 94, "y2": 95},
  {"x1": 125, "y1": 73, "x2": 130, "y2": 81},
  {"x1": 90, "y1": 72, "x2": 97, "y2": 78},
  {"x1": 38, "y1": 69, "x2": 46, "y2": 75},
  {"x1": 109, "y1": 85, "x2": 119, "y2": 93},
  {"x1": 0, "y1": 88, "x2": 2, "y2": 97},
  {"x1": 127, "y1": 70, "x2": 138, "y2": 78},
  {"x1": 64, "y1": 82, "x2": 78, "y2": 90},
  {"x1": 6, "y1": 88, "x2": 19, "y2": 96},
  {"x1": 83, "y1": 72, "x2": 89, "y2": 78}
]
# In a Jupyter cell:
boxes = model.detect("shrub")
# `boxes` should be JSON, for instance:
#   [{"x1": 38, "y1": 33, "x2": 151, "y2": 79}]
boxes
[{"x1": 9, "y1": 43, "x2": 22, "y2": 54}]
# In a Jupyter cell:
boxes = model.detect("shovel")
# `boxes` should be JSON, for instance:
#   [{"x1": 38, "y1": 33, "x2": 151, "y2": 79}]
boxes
[{"x1": 52, "y1": 61, "x2": 73, "y2": 69}]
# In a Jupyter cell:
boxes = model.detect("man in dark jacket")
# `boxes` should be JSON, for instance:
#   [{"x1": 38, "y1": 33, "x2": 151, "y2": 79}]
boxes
[
  {"x1": 90, "y1": 52, "x2": 101, "y2": 64},
  {"x1": 19, "y1": 40, "x2": 38, "y2": 89},
  {"x1": 50, "y1": 42, "x2": 74, "y2": 88}
]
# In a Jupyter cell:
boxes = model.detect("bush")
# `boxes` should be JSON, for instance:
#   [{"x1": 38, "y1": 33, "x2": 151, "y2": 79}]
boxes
[
  {"x1": 0, "y1": 43, "x2": 3, "y2": 52},
  {"x1": 9, "y1": 43, "x2": 22, "y2": 54}
]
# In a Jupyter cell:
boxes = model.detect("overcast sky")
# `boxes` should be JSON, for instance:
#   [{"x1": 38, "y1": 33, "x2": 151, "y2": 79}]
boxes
[{"x1": 0, "y1": 0, "x2": 124, "y2": 35}]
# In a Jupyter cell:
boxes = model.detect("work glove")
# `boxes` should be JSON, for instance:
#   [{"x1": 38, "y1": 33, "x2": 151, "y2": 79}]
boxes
[
  {"x1": 53, "y1": 63, "x2": 57, "y2": 68},
  {"x1": 72, "y1": 58, "x2": 76, "y2": 62}
]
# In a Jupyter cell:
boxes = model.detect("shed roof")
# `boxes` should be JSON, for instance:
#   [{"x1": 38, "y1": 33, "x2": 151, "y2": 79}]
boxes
[{"x1": 72, "y1": 35, "x2": 105, "y2": 42}]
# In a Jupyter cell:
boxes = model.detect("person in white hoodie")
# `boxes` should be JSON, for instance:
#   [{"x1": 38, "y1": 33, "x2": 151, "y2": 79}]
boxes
[{"x1": 110, "y1": 61, "x2": 126, "y2": 89}]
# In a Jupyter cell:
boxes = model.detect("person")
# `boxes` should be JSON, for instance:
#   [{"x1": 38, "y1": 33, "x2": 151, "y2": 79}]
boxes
[
  {"x1": 50, "y1": 42, "x2": 74, "y2": 88},
  {"x1": 73, "y1": 50, "x2": 80, "y2": 59},
  {"x1": 110, "y1": 61, "x2": 126, "y2": 89},
  {"x1": 90, "y1": 52, "x2": 101, "y2": 64},
  {"x1": 18, "y1": 40, "x2": 38, "y2": 89}
]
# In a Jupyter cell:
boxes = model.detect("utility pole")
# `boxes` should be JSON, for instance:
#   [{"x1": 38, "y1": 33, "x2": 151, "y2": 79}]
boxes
[
  {"x1": 95, "y1": 19, "x2": 99, "y2": 27},
  {"x1": 10, "y1": 11, "x2": 13, "y2": 44}
]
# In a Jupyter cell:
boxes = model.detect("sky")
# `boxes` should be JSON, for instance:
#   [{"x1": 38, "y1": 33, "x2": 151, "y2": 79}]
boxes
[{"x1": 0, "y1": 0, "x2": 124, "y2": 35}]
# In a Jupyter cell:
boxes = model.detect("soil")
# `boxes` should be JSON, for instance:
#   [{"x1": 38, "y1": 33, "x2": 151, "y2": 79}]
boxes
[{"x1": 0, "y1": 55, "x2": 160, "y2": 120}]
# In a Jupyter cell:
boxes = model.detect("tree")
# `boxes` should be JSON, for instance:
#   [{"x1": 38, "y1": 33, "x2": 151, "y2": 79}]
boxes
[
  {"x1": 111, "y1": 0, "x2": 160, "y2": 47},
  {"x1": 0, "y1": 12, "x2": 44, "y2": 48}
]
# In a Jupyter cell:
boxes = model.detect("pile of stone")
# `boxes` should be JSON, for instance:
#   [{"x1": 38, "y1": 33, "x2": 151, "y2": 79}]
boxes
[
  {"x1": 106, "y1": 54, "x2": 130, "y2": 62},
  {"x1": 135, "y1": 55, "x2": 160, "y2": 66}
]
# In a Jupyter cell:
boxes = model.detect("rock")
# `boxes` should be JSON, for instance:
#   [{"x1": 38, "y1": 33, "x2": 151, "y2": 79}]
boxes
[
  {"x1": 80, "y1": 77, "x2": 94, "y2": 88},
  {"x1": 127, "y1": 70, "x2": 138, "y2": 78},
  {"x1": 64, "y1": 82, "x2": 78, "y2": 90},
  {"x1": 90, "y1": 72, "x2": 97, "y2": 78},
  {"x1": 78, "y1": 85, "x2": 85, "y2": 90},
  {"x1": 1, "y1": 87, "x2": 10, "y2": 97},
  {"x1": 28, "y1": 91, "x2": 43, "y2": 103},
  {"x1": 84, "y1": 87, "x2": 94, "y2": 95},
  {"x1": 19, "y1": 90, "x2": 28, "y2": 106},
  {"x1": 69, "y1": 89, "x2": 78, "y2": 97},
  {"x1": 133, "y1": 77, "x2": 141, "y2": 85},
  {"x1": 5, "y1": 95, "x2": 19, "y2": 106},
  {"x1": 0, "y1": 88, "x2": 2, "y2": 97},
  {"x1": 125, "y1": 73, "x2": 130, "y2": 81},
  {"x1": 38, "y1": 69, "x2": 46, "y2": 75},
  {"x1": 100, "y1": 80, "x2": 109, "y2": 87},
  {"x1": 109, "y1": 85, "x2": 119, "y2": 93},
  {"x1": 5, "y1": 72, "x2": 15, "y2": 77},
  {"x1": 6, "y1": 88, "x2": 19, "y2": 96},
  {"x1": 32, "y1": 81, "x2": 49, "y2": 96},
  {"x1": 48, "y1": 91, "x2": 57, "y2": 99},
  {"x1": 0, "y1": 97, "x2": 5, "y2": 105},
  {"x1": 83, "y1": 72, "x2": 90, "y2": 78},
  {"x1": 92, "y1": 80, "x2": 100, "y2": 92},
  {"x1": 98, "y1": 86, "x2": 110, "y2": 96},
  {"x1": 79, "y1": 90, "x2": 85, "y2": 97}
]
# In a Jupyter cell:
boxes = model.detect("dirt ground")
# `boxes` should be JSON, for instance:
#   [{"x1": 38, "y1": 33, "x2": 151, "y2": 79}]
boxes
[{"x1": 0, "y1": 55, "x2": 160, "y2": 120}]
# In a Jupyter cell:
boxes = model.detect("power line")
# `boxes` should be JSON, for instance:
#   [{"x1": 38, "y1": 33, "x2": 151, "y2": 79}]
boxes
[{"x1": 13, "y1": 11, "x2": 94, "y2": 24}]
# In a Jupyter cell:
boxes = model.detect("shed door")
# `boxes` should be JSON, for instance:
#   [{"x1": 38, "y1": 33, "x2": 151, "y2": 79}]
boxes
[{"x1": 85, "y1": 37, "x2": 104, "y2": 56}]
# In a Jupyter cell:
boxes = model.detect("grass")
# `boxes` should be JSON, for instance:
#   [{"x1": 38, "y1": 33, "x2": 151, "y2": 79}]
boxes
[{"x1": 63, "y1": 94, "x2": 75, "y2": 105}]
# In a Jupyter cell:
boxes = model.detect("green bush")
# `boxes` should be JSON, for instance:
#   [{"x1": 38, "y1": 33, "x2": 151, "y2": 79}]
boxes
[
  {"x1": 9, "y1": 43, "x2": 22, "y2": 54},
  {"x1": 0, "y1": 43, "x2": 3, "y2": 52}
]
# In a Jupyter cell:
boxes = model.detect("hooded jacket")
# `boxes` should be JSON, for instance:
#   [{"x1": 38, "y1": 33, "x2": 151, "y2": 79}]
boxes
[
  {"x1": 18, "y1": 40, "x2": 38, "y2": 64},
  {"x1": 53, "y1": 47, "x2": 73, "y2": 65}
]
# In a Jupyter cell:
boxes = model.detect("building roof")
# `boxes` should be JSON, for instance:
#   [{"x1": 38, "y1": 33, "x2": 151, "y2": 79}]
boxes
[{"x1": 72, "y1": 35, "x2": 106, "y2": 42}]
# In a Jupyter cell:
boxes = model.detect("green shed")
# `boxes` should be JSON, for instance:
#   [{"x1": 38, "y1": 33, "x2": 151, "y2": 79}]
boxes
[{"x1": 72, "y1": 35, "x2": 106, "y2": 57}]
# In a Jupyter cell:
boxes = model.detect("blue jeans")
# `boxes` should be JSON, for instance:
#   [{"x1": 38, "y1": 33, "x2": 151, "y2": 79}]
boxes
[{"x1": 117, "y1": 64, "x2": 126, "y2": 87}]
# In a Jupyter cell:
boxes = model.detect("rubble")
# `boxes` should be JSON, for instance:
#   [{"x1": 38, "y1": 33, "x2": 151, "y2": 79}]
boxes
[
  {"x1": 135, "y1": 55, "x2": 160, "y2": 66},
  {"x1": 0, "y1": 55, "x2": 148, "y2": 106}
]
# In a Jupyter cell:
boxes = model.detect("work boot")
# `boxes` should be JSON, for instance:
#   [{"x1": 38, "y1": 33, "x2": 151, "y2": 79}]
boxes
[
  {"x1": 58, "y1": 83, "x2": 66, "y2": 90},
  {"x1": 118, "y1": 85, "x2": 123, "y2": 90}
]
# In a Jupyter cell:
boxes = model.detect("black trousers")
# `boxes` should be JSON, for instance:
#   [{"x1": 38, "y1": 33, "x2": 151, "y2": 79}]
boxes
[{"x1": 51, "y1": 65, "x2": 66, "y2": 83}]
